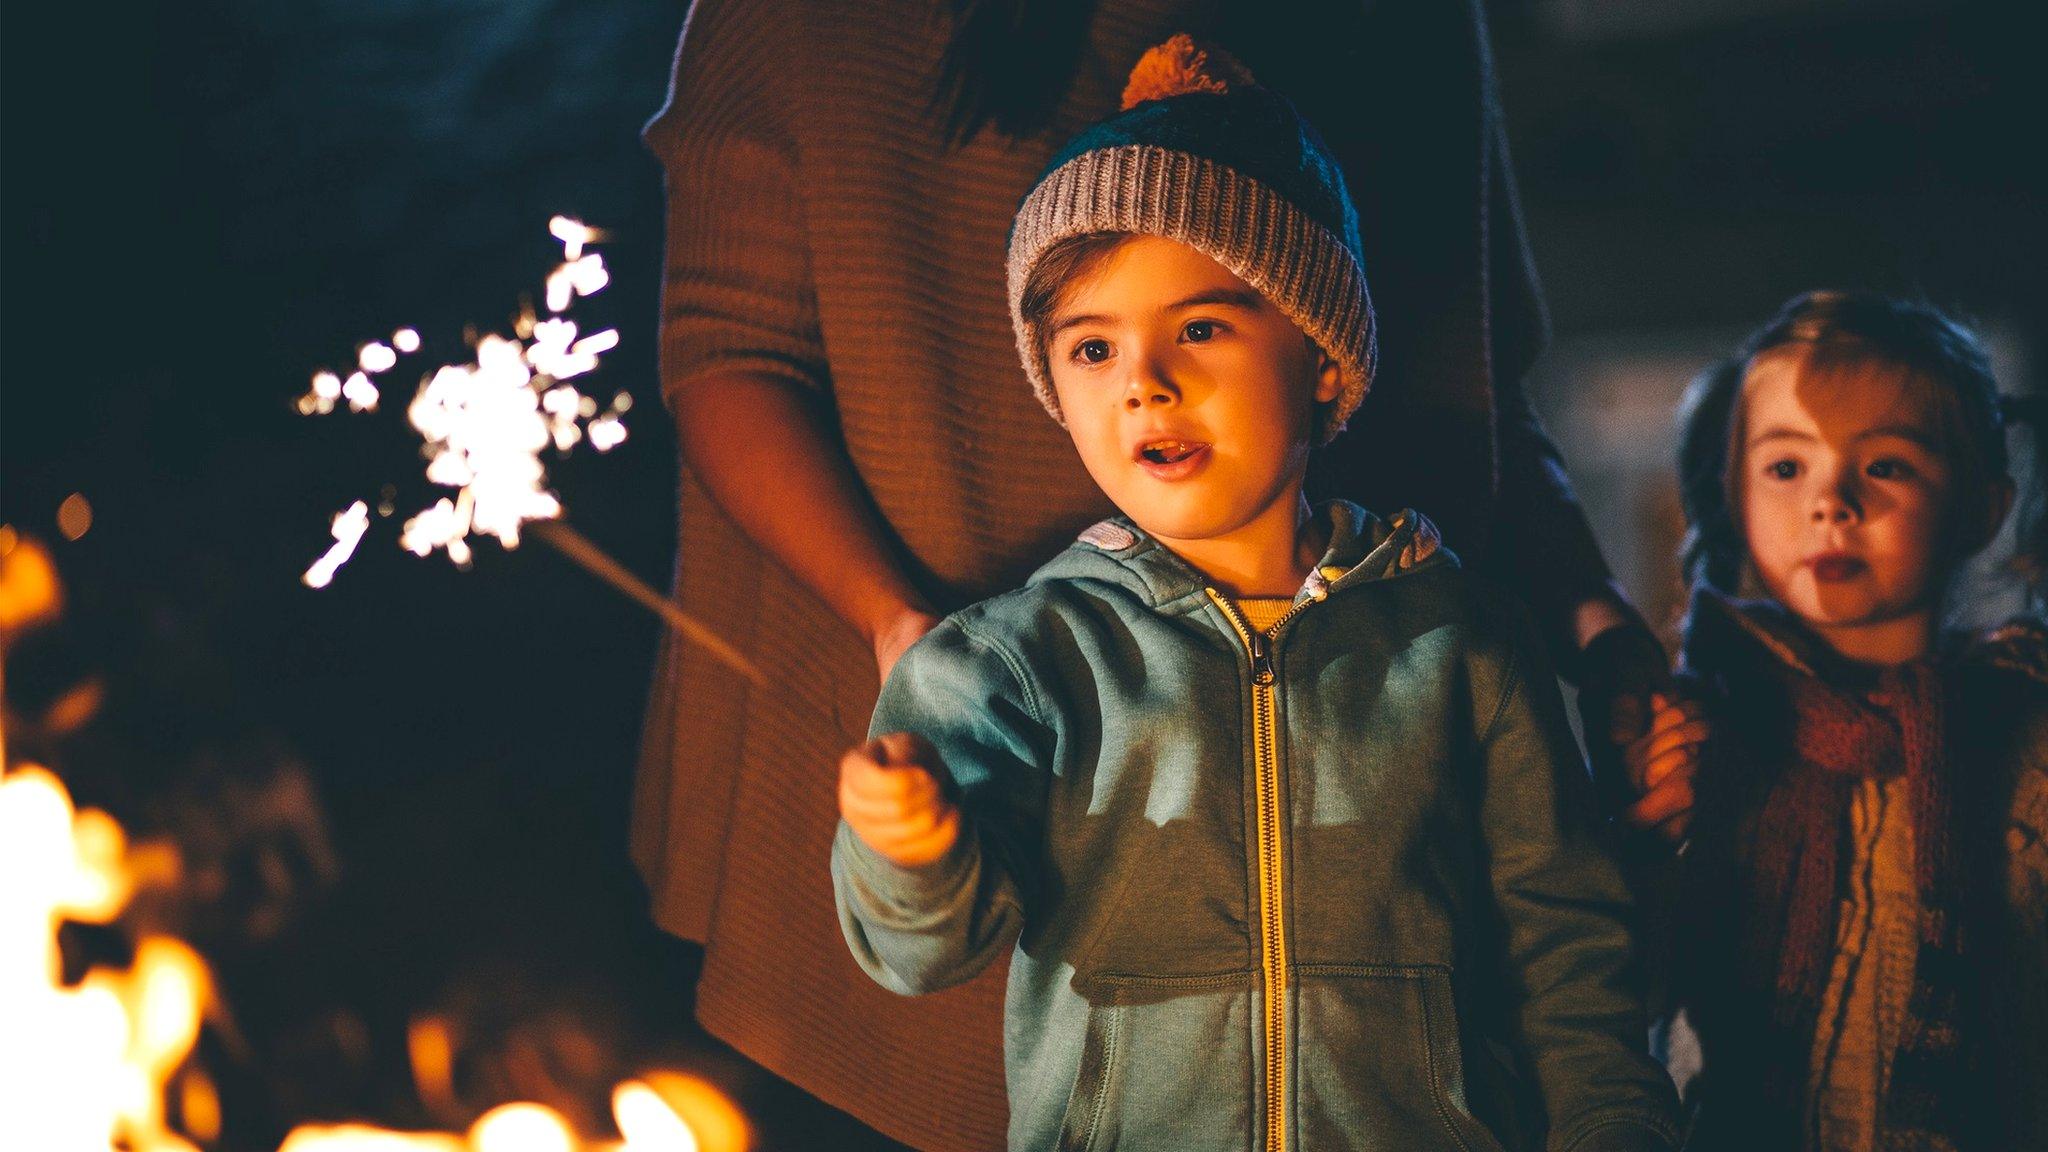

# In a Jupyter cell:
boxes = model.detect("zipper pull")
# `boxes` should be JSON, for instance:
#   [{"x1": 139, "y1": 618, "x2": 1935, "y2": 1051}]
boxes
[{"x1": 1249, "y1": 630, "x2": 1275, "y2": 685}]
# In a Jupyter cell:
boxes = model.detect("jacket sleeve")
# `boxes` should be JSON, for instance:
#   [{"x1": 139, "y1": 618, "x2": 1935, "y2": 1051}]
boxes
[
  {"x1": 832, "y1": 618, "x2": 1054, "y2": 995},
  {"x1": 643, "y1": 0, "x2": 829, "y2": 406},
  {"x1": 1473, "y1": 55, "x2": 1632, "y2": 678},
  {"x1": 1474, "y1": 608, "x2": 1683, "y2": 1151}
]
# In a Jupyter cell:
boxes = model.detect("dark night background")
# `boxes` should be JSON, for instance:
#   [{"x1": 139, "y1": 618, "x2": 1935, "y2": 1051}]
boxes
[{"x1": 0, "y1": 1, "x2": 2041, "y2": 1149}]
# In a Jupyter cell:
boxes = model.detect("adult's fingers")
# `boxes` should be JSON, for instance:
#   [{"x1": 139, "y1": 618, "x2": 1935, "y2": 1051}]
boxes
[{"x1": 1606, "y1": 691, "x2": 1651, "y2": 747}]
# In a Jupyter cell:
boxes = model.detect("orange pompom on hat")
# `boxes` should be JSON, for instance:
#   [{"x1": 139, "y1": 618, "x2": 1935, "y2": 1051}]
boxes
[{"x1": 1008, "y1": 35, "x2": 1374, "y2": 444}]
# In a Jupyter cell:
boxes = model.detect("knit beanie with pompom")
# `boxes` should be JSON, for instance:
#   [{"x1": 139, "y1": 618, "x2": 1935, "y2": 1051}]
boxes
[{"x1": 1007, "y1": 35, "x2": 1375, "y2": 445}]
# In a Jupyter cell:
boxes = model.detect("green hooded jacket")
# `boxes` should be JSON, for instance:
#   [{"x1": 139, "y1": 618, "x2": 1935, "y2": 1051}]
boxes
[{"x1": 833, "y1": 502, "x2": 1680, "y2": 1152}]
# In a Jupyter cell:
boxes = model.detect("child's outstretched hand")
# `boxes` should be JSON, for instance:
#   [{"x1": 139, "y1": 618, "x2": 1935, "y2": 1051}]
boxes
[
  {"x1": 1621, "y1": 693, "x2": 1708, "y2": 842},
  {"x1": 839, "y1": 732, "x2": 962, "y2": 867}
]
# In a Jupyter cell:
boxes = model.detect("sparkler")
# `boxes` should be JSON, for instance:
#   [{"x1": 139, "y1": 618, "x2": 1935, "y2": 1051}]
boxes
[{"x1": 298, "y1": 218, "x2": 763, "y2": 687}]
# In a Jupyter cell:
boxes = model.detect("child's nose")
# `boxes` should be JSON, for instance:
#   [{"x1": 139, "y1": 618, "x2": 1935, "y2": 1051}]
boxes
[
  {"x1": 1122, "y1": 356, "x2": 1179, "y2": 409},
  {"x1": 1811, "y1": 478, "x2": 1862, "y2": 524}
]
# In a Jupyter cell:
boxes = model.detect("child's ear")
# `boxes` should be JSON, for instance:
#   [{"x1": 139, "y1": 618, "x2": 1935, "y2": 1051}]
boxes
[{"x1": 1312, "y1": 347, "x2": 1343, "y2": 405}]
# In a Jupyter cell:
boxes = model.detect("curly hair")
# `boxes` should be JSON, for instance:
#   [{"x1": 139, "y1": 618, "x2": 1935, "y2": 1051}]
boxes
[{"x1": 1677, "y1": 290, "x2": 2016, "y2": 597}]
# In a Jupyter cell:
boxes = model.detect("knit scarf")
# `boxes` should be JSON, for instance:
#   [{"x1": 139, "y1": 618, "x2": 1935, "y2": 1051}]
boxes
[
  {"x1": 1689, "y1": 598, "x2": 1987, "y2": 1143},
  {"x1": 1743, "y1": 658, "x2": 1957, "y2": 1024}
]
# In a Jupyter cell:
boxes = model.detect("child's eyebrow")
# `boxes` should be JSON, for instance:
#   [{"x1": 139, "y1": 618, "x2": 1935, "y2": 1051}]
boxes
[
  {"x1": 1046, "y1": 311, "x2": 1114, "y2": 341},
  {"x1": 1044, "y1": 289, "x2": 1265, "y2": 341},
  {"x1": 1747, "y1": 426, "x2": 1818, "y2": 448},
  {"x1": 1161, "y1": 287, "x2": 1267, "y2": 313},
  {"x1": 1854, "y1": 424, "x2": 1939, "y2": 448}
]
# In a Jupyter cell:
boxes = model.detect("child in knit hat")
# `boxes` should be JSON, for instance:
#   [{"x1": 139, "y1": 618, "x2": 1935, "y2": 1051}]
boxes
[{"x1": 832, "y1": 37, "x2": 1679, "y2": 1152}]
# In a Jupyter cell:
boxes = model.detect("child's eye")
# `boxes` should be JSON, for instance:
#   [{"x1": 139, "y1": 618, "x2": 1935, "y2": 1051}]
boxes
[
  {"x1": 1070, "y1": 338, "x2": 1113, "y2": 365},
  {"x1": 1867, "y1": 458, "x2": 1915, "y2": 480},
  {"x1": 1182, "y1": 320, "x2": 1217, "y2": 343},
  {"x1": 1764, "y1": 459, "x2": 1801, "y2": 481}
]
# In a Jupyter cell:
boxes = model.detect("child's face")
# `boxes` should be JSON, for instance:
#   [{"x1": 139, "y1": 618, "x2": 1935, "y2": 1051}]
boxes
[
  {"x1": 1043, "y1": 235, "x2": 1341, "y2": 557},
  {"x1": 1738, "y1": 349, "x2": 1956, "y2": 650}
]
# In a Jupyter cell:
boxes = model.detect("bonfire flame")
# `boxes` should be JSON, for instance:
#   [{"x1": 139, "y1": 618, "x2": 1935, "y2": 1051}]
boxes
[
  {"x1": 0, "y1": 764, "x2": 208, "y2": 1152},
  {"x1": 0, "y1": 765, "x2": 746, "y2": 1152}
]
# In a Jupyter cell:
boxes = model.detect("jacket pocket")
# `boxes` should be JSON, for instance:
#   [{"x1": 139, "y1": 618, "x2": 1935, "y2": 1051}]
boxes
[
  {"x1": 1294, "y1": 964, "x2": 1508, "y2": 1152},
  {"x1": 1055, "y1": 970, "x2": 1256, "y2": 1152}
]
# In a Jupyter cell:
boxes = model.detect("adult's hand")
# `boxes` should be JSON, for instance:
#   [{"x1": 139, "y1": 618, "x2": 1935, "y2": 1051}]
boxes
[
  {"x1": 672, "y1": 369, "x2": 936, "y2": 675},
  {"x1": 1577, "y1": 618, "x2": 1673, "y2": 818},
  {"x1": 873, "y1": 608, "x2": 942, "y2": 687}
]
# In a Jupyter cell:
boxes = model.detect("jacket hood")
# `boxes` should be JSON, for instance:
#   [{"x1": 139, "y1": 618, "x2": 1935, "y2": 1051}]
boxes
[
  {"x1": 1028, "y1": 499, "x2": 1454, "y2": 612},
  {"x1": 1679, "y1": 588, "x2": 1829, "y2": 683}
]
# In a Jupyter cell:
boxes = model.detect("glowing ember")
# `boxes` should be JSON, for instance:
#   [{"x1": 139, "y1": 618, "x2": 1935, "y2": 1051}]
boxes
[
  {"x1": 300, "y1": 220, "x2": 630, "y2": 583},
  {"x1": 613, "y1": 1082, "x2": 697, "y2": 1152},
  {"x1": 277, "y1": 1125, "x2": 463, "y2": 1152},
  {"x1": 469, "y1": 1102, "x2": 575, "y2": 1152},
  {"x1": 304, "y1": 501, "x2": 373, "y2": 589},
  {"x1": 57, "y1": 492, "x2": 94, "y2": 541}
]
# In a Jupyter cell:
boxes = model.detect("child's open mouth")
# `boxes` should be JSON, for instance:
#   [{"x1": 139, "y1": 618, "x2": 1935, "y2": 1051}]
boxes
[
  {"x1": 1133, "y1": 438, "x2": 1211, "y2": 479},
  {"x1": 1139, "y1": 440, "x2": 1203, "y2": 465}
]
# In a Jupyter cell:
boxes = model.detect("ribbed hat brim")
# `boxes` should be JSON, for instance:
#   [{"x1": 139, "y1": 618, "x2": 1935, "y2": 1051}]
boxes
[{"x1": 1007, "y1": 144, "x2": 1375, "y2": 445}]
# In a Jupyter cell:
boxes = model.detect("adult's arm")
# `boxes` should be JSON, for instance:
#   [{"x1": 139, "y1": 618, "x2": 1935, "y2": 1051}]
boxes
[
  {"x1": 646, "y1": 0, "x2": 937, "y2": 678},
  {"x1": 1477, "y1": 97, "x2": 1649, "y2": 668},
  {"x1": 1476, "y1": 83, "x2": 1672, "y2": 813}
]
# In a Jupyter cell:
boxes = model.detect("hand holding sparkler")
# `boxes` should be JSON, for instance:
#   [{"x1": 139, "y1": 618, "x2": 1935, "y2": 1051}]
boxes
[{"x1": 299, "y1": 218, "x2": 764, "y2": 688}]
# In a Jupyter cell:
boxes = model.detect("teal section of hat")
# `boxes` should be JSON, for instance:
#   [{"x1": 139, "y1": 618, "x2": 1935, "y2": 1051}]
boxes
[{"x1": 1008, "y1": 87, "x2": 1375, "y2": 444}]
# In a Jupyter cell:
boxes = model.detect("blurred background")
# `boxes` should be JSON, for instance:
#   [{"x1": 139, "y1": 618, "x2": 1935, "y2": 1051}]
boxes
[{"x1": 0, "y1": 1, "x2": 2040, "y2": 1148}]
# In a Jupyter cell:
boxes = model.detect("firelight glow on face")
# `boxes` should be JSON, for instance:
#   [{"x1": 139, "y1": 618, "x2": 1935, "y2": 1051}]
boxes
[
  {"x1": 1738, "y1": 348, "x2": 1959, "y2": 658},
  {"x1": 1043, "y1": 235, "x2": 1340, "y2": 569}
]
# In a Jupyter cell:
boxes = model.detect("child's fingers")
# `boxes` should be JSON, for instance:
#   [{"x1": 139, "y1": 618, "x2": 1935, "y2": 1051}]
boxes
[
  {"x1": 1644, "y1": 694, "x2": 1703, "y2": 738},
  {"x1": 1641, "y1": 744, "x2": 1697, "y2": 792},
  {"x1": 1622, "y1": 775, "x2": 1695, "y2": 831},
  {"x1": 1656, "y1": 808, "x2": 1693, "y2": 842},
  {"x1": 871, "y1": 731, "x2": 940, "y2": 770},
  {"x1": 875, "y1": 805, "x2": 962, "y2": 868},
  {"x1": 841, "y1": 764, "x2": 944, "y2": 818},
  {"x1": 1641, "y1": 716, "x2": 1710, "y2": 765}
]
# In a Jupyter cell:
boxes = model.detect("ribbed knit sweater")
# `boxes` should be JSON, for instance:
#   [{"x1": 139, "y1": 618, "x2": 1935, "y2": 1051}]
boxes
[{"x1": 638, "y1": 3, "x2": 1618, "y2": 1148}]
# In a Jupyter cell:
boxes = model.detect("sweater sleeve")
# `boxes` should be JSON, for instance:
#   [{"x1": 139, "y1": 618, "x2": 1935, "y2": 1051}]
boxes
[
  {"x1": 643, "y1": 0, "x2": 828, "y2": 403},
  {"x1": 832, "y1": 618, "x2": 1054, "y2": 995},
  {"x1": 1473, "y1": 41, "x2": 1631, "y2": 678},
  {"x1": 1474, "y1": 606, "x2": 1683, "y2": 1151}
]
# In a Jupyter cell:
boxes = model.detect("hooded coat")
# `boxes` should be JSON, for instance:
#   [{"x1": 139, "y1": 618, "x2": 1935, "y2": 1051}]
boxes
[{"x1": 835, "y1": 503, "x2": 1680, "y2": 1152}]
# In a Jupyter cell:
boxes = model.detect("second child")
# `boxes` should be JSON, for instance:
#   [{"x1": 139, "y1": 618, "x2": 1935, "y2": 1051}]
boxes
[{"x1": 1626, "y1": 291, "x2": 2048, "y2": 1148}]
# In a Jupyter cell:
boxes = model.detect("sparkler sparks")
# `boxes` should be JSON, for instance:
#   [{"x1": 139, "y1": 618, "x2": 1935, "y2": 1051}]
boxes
[
  {"x1": 299, "y1": 219, "x2": 631, "y2": 582},
  {"x1": 303, "y1": 502, "x2": 372, "y2": 590},
  {"x1": 295, "y1": 220, "x2": 764, "y2": 686}
]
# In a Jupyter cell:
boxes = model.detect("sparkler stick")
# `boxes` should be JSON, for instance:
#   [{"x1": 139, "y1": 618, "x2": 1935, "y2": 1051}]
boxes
[{"x1": 529, "y1": 521, "x2": 765, "y2": 687}]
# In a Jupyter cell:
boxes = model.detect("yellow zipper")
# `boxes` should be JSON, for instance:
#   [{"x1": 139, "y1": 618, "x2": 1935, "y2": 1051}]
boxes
[{"x1": 1205, "y1": 588, "x2": 1318, "y2": 1152}]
